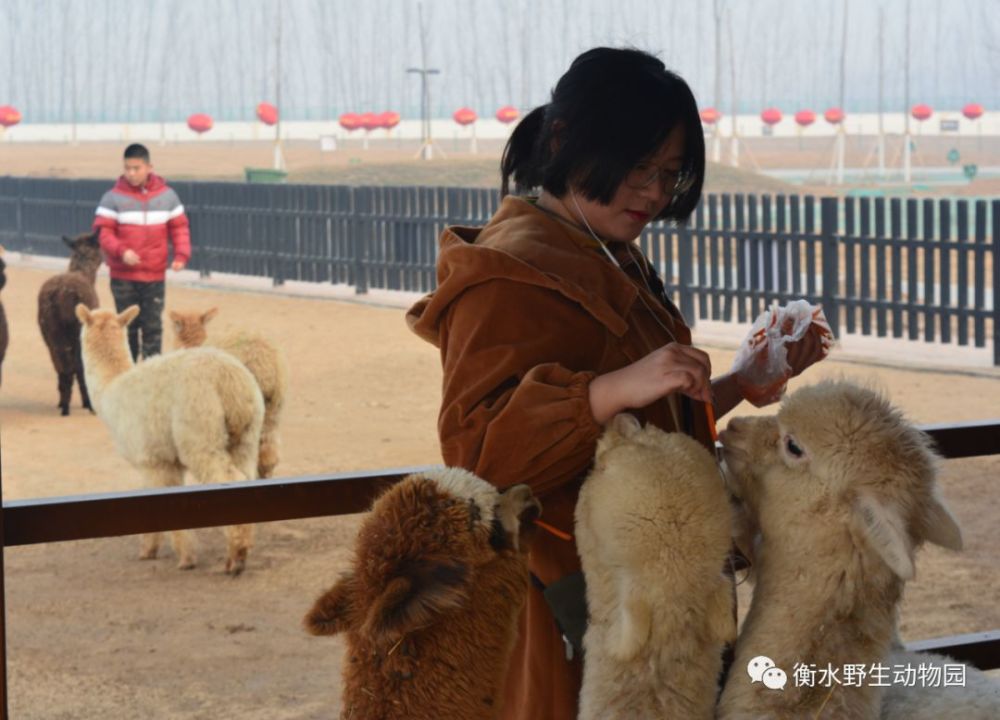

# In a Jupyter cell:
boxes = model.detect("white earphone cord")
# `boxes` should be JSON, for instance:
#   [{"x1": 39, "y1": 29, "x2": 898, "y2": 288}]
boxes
[{"x1": 569, "y1": 192, "x2": 676, "y2": 344}]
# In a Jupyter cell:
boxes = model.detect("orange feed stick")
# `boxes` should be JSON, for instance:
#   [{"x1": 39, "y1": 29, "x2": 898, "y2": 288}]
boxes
[
  {"x1": 705, "y1": 401, "x2": 719, "y2": 442},
  {"x1": 533, "y1": 518, "x2": 573, "y2": 541}
]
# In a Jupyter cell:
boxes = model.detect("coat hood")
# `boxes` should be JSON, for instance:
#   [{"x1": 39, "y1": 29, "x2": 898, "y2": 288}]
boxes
[{"x1": 406, "y1": 196, "x2": 656, "y2": 347}]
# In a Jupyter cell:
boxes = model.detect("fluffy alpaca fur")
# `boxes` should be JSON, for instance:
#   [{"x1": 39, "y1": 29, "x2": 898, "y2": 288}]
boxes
[
  {"x1": 717, "y1": 380, "x2": 963, "y2": 720},
  {"x1": 304, "y1": 468, "x2": 541, "y2": 720},
  {"x1": 76, "y1": 304, "x2": 264, "y2": 575},
  {"x1": 881, "y1": 647, "x2": 1000, "y2": 719},
  {"x1": 575, "y1": 414, "x2": 735, "y2": 720},
  {"x1": 38, "y1": 231, "x2": 102, "y2": 415},
  {"x1": 0, "y1": 247, "x2": 8, "y2": 388},
  {"x1": 169, "y1": 307, "x2": 288, "y2": 478}
]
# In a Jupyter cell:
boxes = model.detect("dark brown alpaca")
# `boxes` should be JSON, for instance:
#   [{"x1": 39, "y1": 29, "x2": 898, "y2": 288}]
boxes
[
  {"x1": 0, "y1": 246, "x2": 8, "y2": 388},
  {"x1": 37, "y1": 231, "x2": 102, "y2": 415}
]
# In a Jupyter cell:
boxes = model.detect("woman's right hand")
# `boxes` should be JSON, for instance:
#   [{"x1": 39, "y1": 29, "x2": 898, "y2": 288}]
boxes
[{"x1": 588, "y1": 343, "x2": 712, "y2": 425}]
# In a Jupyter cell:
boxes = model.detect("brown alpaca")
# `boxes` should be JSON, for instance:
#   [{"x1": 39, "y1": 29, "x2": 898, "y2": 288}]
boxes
[
  {"x1": 169, "y1": 307, "x2": 288, "y2": 478},
  {"x1": 304, "y1": 468, "x2": 541, "y2": 720},
  {"x1": 37, "y1": 231, "x2": 101, "y2": 415},
  {"x1": 0, "y1": 246, "x2": 8, "y2": 388}
]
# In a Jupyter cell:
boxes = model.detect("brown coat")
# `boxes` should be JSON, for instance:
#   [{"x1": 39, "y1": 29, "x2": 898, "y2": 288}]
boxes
[{"x1": 407, "y1": 196, "x2": 713, "y2": 720}]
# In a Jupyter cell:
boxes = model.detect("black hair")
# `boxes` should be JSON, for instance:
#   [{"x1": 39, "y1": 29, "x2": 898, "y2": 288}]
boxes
[
  {"x1": 123, "y1": 143, "x2": 151, "y2": 163},
  {"x1": 501, "y1": 47, "x2": 705, "y2": 223}
]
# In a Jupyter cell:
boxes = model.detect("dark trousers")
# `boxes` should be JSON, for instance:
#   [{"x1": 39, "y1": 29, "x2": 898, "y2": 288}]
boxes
[{"x1": 110, "y1": 278, "x2": 165, "y2": 361}]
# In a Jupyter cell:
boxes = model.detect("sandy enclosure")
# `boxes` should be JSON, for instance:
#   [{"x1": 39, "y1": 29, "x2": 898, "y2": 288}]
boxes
[{"x1": 0, "y1": 257, "x2": 996, "y2": 718}]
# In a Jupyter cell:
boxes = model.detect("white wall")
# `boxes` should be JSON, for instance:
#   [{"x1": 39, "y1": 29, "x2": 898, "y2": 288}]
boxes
[{"x1": 2, "y1": 112, "x2": 997, "y2": 144}]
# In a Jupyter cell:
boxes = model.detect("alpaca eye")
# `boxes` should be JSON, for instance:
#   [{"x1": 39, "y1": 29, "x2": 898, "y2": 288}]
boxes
[{"x1": 785, "y1": 436, "x2": 804, "y2": 458}]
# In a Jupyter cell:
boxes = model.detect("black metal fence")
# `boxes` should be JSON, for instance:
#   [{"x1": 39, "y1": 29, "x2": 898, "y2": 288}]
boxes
[{"x1": 1, "y1": 176, "x2": 997, "y2": 364}]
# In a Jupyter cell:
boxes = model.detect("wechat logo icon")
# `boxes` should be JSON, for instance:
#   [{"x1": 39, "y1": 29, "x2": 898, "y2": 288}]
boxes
[{"x1": 747, "y1": 655, "x2": 787, "y2": 691}]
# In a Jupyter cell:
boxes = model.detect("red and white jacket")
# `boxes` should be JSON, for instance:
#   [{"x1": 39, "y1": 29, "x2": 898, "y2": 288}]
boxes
[{"x1": 93, "y1": 173, "x2": 191, "y2": 282}]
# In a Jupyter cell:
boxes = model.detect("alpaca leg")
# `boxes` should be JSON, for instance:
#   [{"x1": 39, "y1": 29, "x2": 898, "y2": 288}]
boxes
[
  {"x1": 228, "y1": 426, "x2": 261, "y2": 574},
  {"x1": 57, "y1": 371, "x2": 73, "y2": 416},
  {"x1": 137, "y1": 466, "x2": 196, "y2": 569},
  {"x1": 224, "y1": 524, "x2": 255, "y2": 577},
  {"x1": 75, "y1": 342, "x2": 93, "y2": 412},
  {"x1": 139, "y1": 532, "x2": 162, "y2": 560},
  {"x1": 257, "y1": 429, "x2": 280, "y2": 479},
  {"x1": 185, "y1": 451, "x2": 252, "y2": 574},
  {"x1": 170, "y1": 529, "x2": 198, "y2": 570}
]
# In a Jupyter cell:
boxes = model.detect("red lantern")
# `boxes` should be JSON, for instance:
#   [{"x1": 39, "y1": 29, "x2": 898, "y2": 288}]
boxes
[
  {"x1": 187, "y1": 113, "x2": 213, "y2": 134},
  {"x1": 824, "y1": 107, "x2": 845, "y2": 125},
  {"x1": 0, "y1": 105, "x2": 21, "y2": 128},
  {"x1": 794, "y1": 110, "x2": 816, "y2": 127},
  {"x1": 761, "y1": 107, "x2": 782, "y2": 126},
  {"x1": 359, "y1": 112, "x2": 381, "y2": 131},
  {"x1": 256, "y1": 102, "x2": 278, "y2": 126},
  {"x1": 378, "y1": 111, "x2": 400, "y2": 130},
  {"x1": 911, "y1": 104, "x2": 933, "y2": 122},
  {"x1": 453, "y1": 107, "x2": 477, "y2": 126},
  {"x1": 962, "y1": 103, "x2": 984, "y2": 121},
  {"x1": 496, "y1": 105, "x2": 519, "y2": 124},
  {"x1": 700, "y1": 107, "x2": 721, "y2": 125},
  {"x1": 339, "y1": 113, "x2": 361, "y2": 131}
]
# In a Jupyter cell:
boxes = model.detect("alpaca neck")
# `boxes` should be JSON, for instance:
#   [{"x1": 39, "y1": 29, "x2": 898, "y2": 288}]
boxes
[
  {"x1": 742, "y1": 537, "x2": 900, "y2": 668},
  {"x1": 69, "y1": 258, "x2": 100, "y2": 285},
  {"x1": 175, "y1": 329, "x2": 206, "y2": 349},
  {"x1": 83, "y1": 337, "x2": 134, "y2": 403}
]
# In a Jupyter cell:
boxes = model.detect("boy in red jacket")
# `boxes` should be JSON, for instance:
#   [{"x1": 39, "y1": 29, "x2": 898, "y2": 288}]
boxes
[{"x1": 93, "y1": 144, "x2": 191, "y2": 361}]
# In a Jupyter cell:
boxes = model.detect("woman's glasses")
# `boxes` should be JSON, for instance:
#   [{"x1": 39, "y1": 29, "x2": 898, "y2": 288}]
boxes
[{"x1": 625, "y1": 162, "x2": 696, "y2": 198}]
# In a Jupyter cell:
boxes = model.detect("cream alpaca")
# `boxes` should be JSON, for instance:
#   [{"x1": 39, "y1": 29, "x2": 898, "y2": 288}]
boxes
[
  {"x1": 717, "y1": 380, "x2": 963, "y2": 720},
  {"x1": 169, "y1": 307, "x2": 288, "y2": 478},
  {"x1": 77, "y1": 304, "x2": 264, "y2": 575},
  {"x1": 575, "y1": 414, "x2": 735, "y2": 720}
]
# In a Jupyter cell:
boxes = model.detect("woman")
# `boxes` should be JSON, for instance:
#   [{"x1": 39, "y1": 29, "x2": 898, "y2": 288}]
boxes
[{"x1": 406, "y1": 47, "x2": 826, "y2": 720}]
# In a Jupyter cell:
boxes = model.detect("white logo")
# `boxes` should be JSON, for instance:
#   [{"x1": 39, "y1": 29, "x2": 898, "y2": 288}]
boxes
[
  {"x1": 762, "y1": 667, "x2": 788, "y2": 690},
  {"x1": 747, "y1": 656, "x2": 786, "y2": 691}
]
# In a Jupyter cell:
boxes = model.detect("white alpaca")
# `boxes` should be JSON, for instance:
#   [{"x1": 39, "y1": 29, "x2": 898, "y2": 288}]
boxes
[
  {"x1": 717, "y1": 380, "x2": 964, "y2": 720},
  {"x1": 169, "y1": 307, "x2": 288, "y2": 478},
  {"x1": 77, "y1": 304, "x2": 264, "y2": 575},
  {"x1": 576, "y1": 414, "x2": 735, "y2": 720}
]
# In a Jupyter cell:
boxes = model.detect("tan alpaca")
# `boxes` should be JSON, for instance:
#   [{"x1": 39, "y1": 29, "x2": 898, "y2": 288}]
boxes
[
  {"x1": 304, "y1": 468, "x2": 540, "y2": 720},
  {"x1": 717, "y1": 380, "x2": 963, "y2": 720},
  {"x1": 575, "y1": 414, "x2": 735, "y2": 720},
  {"x1": 169, "y1": 307, "x2": 287, "y2": 478},
  {"x1": 77, "y1": 304, "x2": 264, "y2": 575}
]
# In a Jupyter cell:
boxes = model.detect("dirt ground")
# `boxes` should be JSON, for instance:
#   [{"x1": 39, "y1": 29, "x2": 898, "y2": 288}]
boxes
[{"x1": 0, "y1": 258, "x2": 997, "y2": 719}]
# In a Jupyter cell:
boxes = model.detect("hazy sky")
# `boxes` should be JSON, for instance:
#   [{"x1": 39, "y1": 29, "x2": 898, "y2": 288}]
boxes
[{"x1": 1, "y1": 0, "x2": 997, "y2": 124}]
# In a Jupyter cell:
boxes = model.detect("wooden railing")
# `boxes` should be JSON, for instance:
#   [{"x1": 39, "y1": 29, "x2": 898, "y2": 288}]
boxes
[{"x1": 1, "y1": 420, "x2": 998, "y2": 717}]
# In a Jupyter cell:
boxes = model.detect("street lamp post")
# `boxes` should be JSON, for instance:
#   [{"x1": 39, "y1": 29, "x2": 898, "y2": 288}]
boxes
[
  {"x1": 407, "y1": 66, "x2": 440, "y2": 160},
  {"x1": 407, "y1": 2, "x2": 440, "y2": 160}
]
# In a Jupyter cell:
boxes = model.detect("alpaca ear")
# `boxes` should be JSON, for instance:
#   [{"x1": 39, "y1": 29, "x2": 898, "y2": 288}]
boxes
[
  {"x1": 362, "y1": 561, "x2": 468, "y2": 643},
  {"x1": 63, "y1": 235, "x2": 74, "y2": 249},
  {"x1": 852, "y1": 494, "x2": 915, "y2": 580},
  {"x1": 921, "y1": 489, "x2": 963, "y2": 551},
  {"x1": 609, "y1": 413, "x2": 642, "y2": 437},
  {"x1": 118, "y1": 305, "x2": 140, "y2": 326},
  {"x1": 168, "y1": 310, "x2": 181, "y2": 323},
  {"x1": 304, "y1": 572, "x2": 358, "y2": 637},
  {"x1": 87, "y1": 231, "x2": 100, "y2": 246},
  {"x1": 202, "y1": 307, "x2": 219, "y2": 324},
  {"x1": 75, "y1": 303, "x2": 93, "y2": 325}
]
